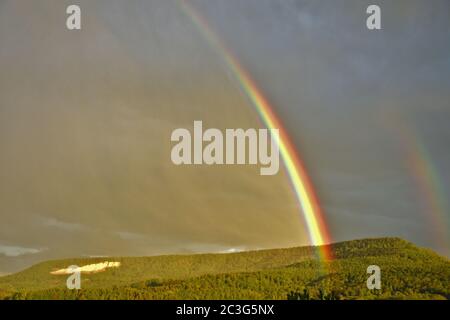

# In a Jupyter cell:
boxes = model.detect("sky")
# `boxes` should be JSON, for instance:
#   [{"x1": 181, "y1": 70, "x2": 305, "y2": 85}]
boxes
[{"x1": 0, "y1": 0, "x2": 449, "y2": 274}]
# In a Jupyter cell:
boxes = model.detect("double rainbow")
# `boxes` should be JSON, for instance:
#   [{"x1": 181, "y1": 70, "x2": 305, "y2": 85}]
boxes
[{"x1": 179, "y1": 0, "x2": 332, "y2": 260}]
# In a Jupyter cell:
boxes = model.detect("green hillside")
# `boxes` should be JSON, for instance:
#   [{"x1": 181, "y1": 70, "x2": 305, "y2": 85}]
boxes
[{"x1": 0, "y1": 237, "x2": 448, "y2": 300}]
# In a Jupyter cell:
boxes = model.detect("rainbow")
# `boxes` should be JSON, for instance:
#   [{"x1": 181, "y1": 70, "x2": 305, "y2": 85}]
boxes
[
  {"x1": 396, "y1": 123, "x2": 449, "y2": 254},
  {"x1": 179, "y1": 0, "x2": 332, "y2": 259}
]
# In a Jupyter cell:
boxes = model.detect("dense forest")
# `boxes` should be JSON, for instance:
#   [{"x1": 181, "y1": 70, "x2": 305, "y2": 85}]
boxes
[{"x1": 0, "y1": 238, "x2": 448, "y2": 300}]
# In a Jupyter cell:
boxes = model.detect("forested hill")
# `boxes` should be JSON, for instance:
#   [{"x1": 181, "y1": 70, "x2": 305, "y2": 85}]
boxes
[{"x1": 0, "y1": 237, "x2": 448, "y2": 300}]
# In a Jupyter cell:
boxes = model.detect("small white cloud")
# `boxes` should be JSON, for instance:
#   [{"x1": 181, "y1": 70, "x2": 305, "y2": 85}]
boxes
[
  {"x1": 0, "y1": 244, "x2": 44, "y2": 257},
  {"x1": 183, "y1": 243, "x2": 248, "y2": 254},
  {"x1": 41, "y1": 217, "x2": 87, "y2": 232}
]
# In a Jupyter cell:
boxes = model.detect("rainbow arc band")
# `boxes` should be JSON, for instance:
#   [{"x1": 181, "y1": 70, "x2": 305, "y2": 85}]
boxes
[{"x1": 179, "y1": 0, "x2": 333, "y2": 260}]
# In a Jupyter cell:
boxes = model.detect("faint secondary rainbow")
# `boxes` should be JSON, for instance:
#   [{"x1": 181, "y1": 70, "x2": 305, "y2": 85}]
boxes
[
  {"x1": 397, "y1": 124, "x2": 449, "y2": 253},
  {"x1": 179, "y1": 0, "x2": 332, "y2": 259}
]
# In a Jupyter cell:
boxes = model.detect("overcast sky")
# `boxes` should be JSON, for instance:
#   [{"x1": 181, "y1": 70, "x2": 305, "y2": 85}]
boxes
[{"x1": 0, "y1": 0, "x2": 449, "y2": 274}]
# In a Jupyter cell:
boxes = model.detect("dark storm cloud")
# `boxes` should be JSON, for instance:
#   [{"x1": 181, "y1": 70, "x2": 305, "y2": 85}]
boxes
[{"x1": 191, "y1": 0, "x2": 450, "y2": 255}]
